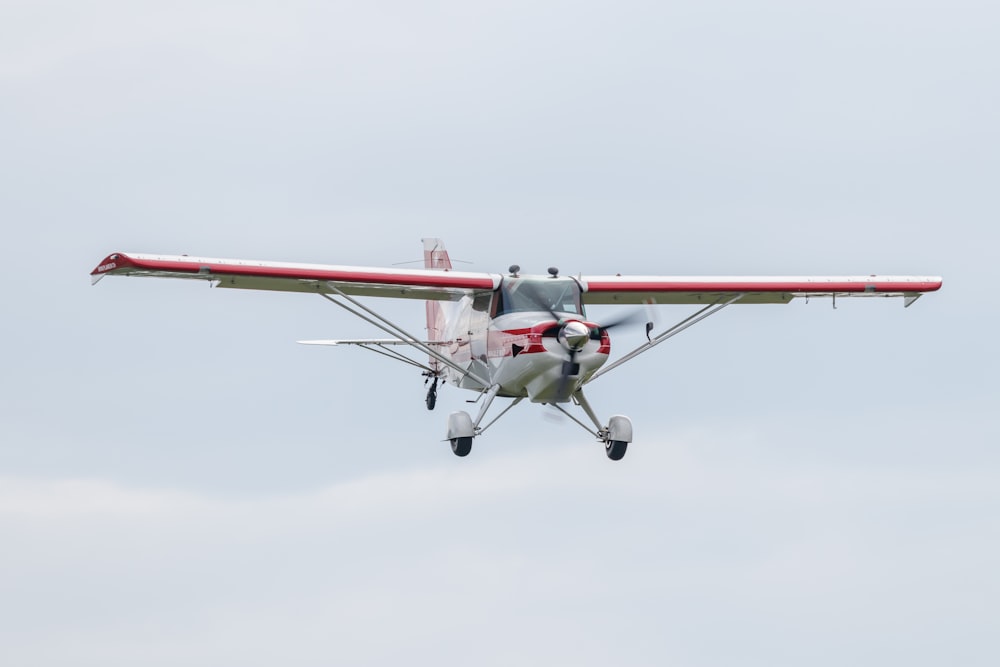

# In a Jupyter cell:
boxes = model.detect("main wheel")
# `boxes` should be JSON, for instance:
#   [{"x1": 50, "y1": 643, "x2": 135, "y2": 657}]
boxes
[
  {"x1": 605, "y1": 439, "x2": 627, "y2": 461},
  {"x1": 451, "y1": 436, "x2": 472, "y2": 457},
  {"x1": 426, "y1": 385, "x2": 437, "y2": 410}
]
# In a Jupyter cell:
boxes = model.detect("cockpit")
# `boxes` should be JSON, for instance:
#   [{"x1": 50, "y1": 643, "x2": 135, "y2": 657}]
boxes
[{"x1": 495, "y1": 277, "x2": 584, "y2": 317}]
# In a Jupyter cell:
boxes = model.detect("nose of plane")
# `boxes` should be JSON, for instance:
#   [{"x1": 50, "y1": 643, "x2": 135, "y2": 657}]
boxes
[{"x1": 558, "y1": 320, "x2": 591, "y2": 352}]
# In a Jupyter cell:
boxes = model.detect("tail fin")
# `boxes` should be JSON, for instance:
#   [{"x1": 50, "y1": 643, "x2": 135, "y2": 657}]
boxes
[
  {"x1": 422, "y1": 238, "x2": 451, "y2": 373},
  {"x1": 423, "y1": 237, "x2": 452, "y2": 270}
]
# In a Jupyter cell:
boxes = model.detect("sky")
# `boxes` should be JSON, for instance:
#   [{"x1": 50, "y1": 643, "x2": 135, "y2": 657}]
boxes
[{"x1": 1, "y1": 1, "x2": 998, "y2": 665}]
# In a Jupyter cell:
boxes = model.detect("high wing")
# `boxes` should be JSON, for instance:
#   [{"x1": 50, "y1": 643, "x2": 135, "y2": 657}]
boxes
[
  {"x1": 90, "y1": 252, "x2": 500, "y2": 300},
  {"x1": 580, "y1": 275, "x2": 943, "y2": 307},
  {"x1": 91, "y1": 252, "x2": 942, "y2": 306}
]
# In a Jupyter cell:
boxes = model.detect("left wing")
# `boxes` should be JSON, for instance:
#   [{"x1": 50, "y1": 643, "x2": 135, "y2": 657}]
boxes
[
  {"x1": 580, "y1": 275, "x2": 943, "y2": 307},
  {"x1": 90, "y1": 252, "x2": 501, "y2": 301}
]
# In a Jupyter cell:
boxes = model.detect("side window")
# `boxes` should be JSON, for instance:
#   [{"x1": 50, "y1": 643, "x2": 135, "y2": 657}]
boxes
[{"x1": 472, "y1": 292, "x2": 492, "y2": 312}]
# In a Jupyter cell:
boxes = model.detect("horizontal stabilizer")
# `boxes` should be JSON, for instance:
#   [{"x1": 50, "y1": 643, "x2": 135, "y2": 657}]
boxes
[{"x1": 297, "y1": 339, "x2": 448, "y2": 347}]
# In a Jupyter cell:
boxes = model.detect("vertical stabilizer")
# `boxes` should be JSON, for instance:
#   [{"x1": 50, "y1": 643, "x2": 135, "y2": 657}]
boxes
[
  {"x1": 422, "y1": 238, "x2": 451, "y2": 372},
  {"x1": 423, "y1": 237, "x2": 452, "y2": 270}
]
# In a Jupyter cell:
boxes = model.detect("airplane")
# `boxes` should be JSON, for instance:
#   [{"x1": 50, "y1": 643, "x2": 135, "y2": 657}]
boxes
[{"x1": 90, "y1": 239, "x2": 942, "y2": 461}]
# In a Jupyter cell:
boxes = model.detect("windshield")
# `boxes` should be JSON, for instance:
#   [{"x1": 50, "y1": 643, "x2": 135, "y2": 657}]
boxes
[{"x1": 497, "y1": 278, "x2": 583, "y2": 316}]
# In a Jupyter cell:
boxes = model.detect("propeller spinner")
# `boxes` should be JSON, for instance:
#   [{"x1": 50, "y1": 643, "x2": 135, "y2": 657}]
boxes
[{"x1": 518, "y1": 280, "x2": 646, "y2": 401}]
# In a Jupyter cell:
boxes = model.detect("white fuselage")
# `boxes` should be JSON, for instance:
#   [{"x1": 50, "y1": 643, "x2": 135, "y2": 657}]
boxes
[{"x1": 436, "y1": 279, "x2": 611, "y2": 402}]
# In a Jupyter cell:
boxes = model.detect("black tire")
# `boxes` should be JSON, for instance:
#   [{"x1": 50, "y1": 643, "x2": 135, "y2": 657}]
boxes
[
  {"x1": 451, "y1": 437, "x2": 472, "y2": 457},
  {"x1": 605, "y1": 440, "x2": 627, "y2": 461},
  {"x1": 426, "y1": 386, "x2": 437, "y2": 411}
]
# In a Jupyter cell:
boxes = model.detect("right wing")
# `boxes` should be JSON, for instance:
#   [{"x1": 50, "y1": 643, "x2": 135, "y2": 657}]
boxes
[{"x1": 90, "y1": 252, "x2": 501, "y2": 301}]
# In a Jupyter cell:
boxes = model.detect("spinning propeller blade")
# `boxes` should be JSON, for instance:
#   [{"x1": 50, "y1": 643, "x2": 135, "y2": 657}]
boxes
[{"x1": 516, "y1": 279, "x2": 647, "y2": 401}]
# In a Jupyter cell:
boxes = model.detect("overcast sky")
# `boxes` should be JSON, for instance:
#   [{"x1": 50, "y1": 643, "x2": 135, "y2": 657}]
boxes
[{"x1": 1, "y1": 1, "x2": 997, "y2": 665}]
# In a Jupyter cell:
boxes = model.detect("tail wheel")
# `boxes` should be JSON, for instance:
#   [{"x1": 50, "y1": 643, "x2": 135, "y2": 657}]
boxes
[
  {"x1": 451, "y1": 437, "x2": 472, "y2": 457},
  {"x1": 605, "y1": 440, "x2": 627, "y2": 461},
  {"x1": 425, "y1": 378, "x2": 438, "y2": 410}
]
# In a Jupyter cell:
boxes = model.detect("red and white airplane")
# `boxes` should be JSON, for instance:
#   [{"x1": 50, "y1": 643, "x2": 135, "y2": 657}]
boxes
[{"x1": 91, "y1": 239, "x2": 941, "y2": 461}]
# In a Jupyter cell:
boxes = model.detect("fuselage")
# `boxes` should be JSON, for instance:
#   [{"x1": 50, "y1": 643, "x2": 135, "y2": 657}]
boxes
[{"x1": 436, "y1": 276, "x2": 612, "y2": 402}]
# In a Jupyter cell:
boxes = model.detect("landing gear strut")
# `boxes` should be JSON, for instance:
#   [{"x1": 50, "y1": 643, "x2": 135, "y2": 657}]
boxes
[
  {"x1": 444, "y1": 387, "x2": 524, "y2": 458},
  {"x1": 547, "y1": 394, "x2": 633, "y2": 461}
]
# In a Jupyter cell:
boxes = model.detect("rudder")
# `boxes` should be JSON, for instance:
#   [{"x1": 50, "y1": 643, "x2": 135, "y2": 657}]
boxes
[{"x1": 422, "y1": 238, "x2": 452, "y2": 373}]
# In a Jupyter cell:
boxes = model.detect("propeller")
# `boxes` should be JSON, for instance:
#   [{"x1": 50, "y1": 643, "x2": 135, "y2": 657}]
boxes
[
  {"x1": 592, "y1": 308, "x2": 648, "y2": 332},
  {"x1": 516, "y1": 280, "x2": 649, "y2": 401}
]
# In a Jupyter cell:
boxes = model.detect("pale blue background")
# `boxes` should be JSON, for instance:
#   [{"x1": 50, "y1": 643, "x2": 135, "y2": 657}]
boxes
[{"x1": 1, "y1": 2, "x2": 996, "y2": 665}]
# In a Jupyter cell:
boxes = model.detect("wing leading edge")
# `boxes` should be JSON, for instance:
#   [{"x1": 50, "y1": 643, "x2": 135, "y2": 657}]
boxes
[
  {"x1": 580, "y1": 275, "x2": 943, "y2": 306},
  {"x1": 90, "y1": 252, "x2": 501, "y2": 301}
]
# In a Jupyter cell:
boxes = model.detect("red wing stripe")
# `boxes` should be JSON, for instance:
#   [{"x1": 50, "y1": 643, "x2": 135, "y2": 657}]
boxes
[
  {"x1": 583, "y1": 277, "x2": 943, "y2": 293},
  {"x1": 91, "y1": 253, "x2": 498, "y2": 290}
]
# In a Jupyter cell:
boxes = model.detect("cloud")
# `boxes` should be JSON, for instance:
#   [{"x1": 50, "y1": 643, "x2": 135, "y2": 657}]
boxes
[{"x1": 1, "y1": 431, "x2": 996, "y2": 666}]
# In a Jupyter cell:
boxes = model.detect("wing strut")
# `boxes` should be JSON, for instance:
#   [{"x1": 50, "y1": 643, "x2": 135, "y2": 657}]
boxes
[
  {"x1": 340, "y1": 342, "x2": 438, "y2": 372},
  {"x1": 587, "y1": 293, "x2": 745, "y2": 383},
  {"x1": 319, "y1": 285, "x2": 491, "y2": 388}
]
